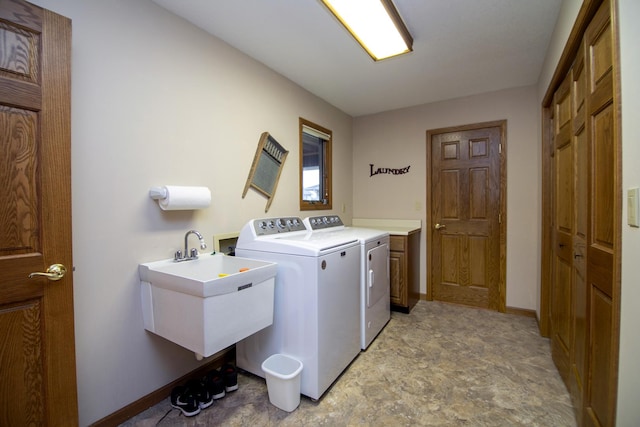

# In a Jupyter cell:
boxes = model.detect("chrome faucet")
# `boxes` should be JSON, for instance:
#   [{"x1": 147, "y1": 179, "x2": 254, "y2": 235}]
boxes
[{"x1": 175, "y1": 230, "x2": 207, "y2": 262}]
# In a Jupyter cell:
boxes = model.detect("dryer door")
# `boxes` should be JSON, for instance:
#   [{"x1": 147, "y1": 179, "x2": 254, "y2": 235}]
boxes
[{"x1": 367, "y1": 243, "x2": 389, "y2": 307}]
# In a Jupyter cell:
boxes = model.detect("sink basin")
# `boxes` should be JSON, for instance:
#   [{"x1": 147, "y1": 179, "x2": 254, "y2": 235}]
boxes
[
  {"x1": 139, "y1": 253, "x2": 277, "y2": 298},
  {"x1": 139, "y1": 253, "x2": 277, "y2": 358}
]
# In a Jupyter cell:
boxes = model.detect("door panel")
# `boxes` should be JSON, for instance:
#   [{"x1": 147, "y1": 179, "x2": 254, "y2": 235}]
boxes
[
  {"x1": 367, "y1": 244, "x2": 388, "y2": 307},
  {"x1": 551, "y1": 72, "x2": 573, "y2": 386},
  {"x1": 389, "y1": 250, "x2": 404, "y2": 305},
  {"x1": 542, "y1": 1, "x2": 620, "y2": 425},
  {"x1": 429, "y1": 124, "x2": 503, "y2": 310},
  {"x1": 0, "y1": 1, "x2": 77, "y2": 425},
  {"x1": 584, "y1": 2, "x2": 617, "y2": 425},
  {"x1": 570, "y1": 44, "x2": 588, "y2": 421}
]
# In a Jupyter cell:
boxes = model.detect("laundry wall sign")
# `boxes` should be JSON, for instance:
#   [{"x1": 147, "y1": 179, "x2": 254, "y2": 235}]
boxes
[{"x1": 369, "y1": 163, "x2": 411, "y2": 177}]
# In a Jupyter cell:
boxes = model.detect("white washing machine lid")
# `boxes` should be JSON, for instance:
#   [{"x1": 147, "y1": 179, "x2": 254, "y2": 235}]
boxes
[
  {"x1": 237, "y1": 217, "x2": 359, "y2": 256},
  {"x1": 304, "y1": 215, "x2": 389, "y2": 243}
]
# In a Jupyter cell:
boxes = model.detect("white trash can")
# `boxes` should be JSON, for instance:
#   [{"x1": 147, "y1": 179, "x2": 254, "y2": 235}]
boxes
[{"x1": 261, "y1": 354, "x2": 303, "y2": 412}]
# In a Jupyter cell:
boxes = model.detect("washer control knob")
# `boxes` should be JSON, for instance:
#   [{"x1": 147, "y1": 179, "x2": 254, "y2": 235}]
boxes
[{"x1": 277, "y1": 219, "x2": 286, "y2": 229}]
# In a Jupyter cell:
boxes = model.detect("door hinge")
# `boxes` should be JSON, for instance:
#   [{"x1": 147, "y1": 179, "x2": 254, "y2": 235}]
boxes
[
  {"x1": 499, "y1": 213, "x2": 502, "y2": 224},
  {"x1": 499, "y1": 143, "x2": 502, "y2": 154}
]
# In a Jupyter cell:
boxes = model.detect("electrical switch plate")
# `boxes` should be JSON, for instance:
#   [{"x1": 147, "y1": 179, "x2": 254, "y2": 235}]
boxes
[{"x1": 628, "y1": 187, "x2": 639, "y2": 227}]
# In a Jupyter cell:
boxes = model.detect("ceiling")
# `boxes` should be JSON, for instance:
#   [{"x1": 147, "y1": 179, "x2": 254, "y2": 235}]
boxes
[{"x1": 151, "y1": 0, "x2": 562, "y2": 117}]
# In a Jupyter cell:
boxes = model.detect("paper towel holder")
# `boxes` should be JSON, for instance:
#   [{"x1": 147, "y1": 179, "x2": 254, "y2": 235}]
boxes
[
  {"x1": 148, "y1": 185, "x2": 212, "y2": 211},
  {"x1": 149, "y1": 186, "x2": 168, "y2": 200}
]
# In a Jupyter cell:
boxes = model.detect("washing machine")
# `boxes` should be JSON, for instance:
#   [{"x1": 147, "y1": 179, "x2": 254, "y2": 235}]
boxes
[
  {"x1": 304, "y1": 215, "x2": 390, "y2": 350},
  {"x1": 235, "y1": 217, "x2": 361, "y2": 400}
]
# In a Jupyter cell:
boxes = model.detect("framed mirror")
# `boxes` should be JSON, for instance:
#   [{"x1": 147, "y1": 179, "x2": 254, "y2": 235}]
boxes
[{"x1": 242, "y1": 132, "x2": 288, "y2": 212}]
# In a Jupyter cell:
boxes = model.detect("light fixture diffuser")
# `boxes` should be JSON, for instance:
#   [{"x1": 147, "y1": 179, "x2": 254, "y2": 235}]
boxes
[{"x1": 321, "y1": 0, "x2": 413, "y2": 61}]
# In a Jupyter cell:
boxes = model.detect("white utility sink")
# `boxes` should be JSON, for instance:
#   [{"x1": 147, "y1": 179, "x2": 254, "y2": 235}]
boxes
[
  {"x1": 139, "y1": 253, "x2": 277, "y2": 298},
  {"x1": 139, "y1": 253, "x2": 277, "y2": 358}
]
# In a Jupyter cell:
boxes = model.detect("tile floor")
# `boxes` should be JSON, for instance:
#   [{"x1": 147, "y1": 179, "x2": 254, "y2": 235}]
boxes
[{"x1": 120, "y1": 301, "x2": 576, "y2": 426}]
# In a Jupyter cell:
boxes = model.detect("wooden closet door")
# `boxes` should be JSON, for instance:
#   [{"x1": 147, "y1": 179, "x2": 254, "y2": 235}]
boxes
[
  {"x1": 550, "y1": 72, "x2": 573, "y2": 388},
  {"x1": 550, "y1": 50, "x2": 589, "y2": 426},
  {"x1": 572, "y1": 42, "x2": 589, "y2": 425},
  {"x1": 543, "y1": 0, "x2": 620, "y2": 425},
  {"x1": 584, "y1": 0, "x2": 619, "y2": 425}
]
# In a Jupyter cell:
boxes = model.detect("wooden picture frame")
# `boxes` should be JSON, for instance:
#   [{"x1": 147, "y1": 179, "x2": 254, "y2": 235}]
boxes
[{"x1": 242, "y1": 132, "x2": 288, "y2": 212}]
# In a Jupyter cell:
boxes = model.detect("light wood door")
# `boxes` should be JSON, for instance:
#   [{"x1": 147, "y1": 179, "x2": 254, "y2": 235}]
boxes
[
  {"x1": 428, "y1": 123, "x2": 505, "y2": 311},
  {"x1": 0, "y1": 1, "x2": 77, "y2": 425}
]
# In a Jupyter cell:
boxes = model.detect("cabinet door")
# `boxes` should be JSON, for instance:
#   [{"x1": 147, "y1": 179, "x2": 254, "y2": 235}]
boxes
[{"x1": 389, "y1": 251, "x2": 405, "y2": 306}]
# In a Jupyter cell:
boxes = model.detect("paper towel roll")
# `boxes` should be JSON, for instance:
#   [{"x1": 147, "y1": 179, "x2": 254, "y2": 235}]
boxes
[{"x1": 155, "y1": 186, "x2": 211, "y2": 210}]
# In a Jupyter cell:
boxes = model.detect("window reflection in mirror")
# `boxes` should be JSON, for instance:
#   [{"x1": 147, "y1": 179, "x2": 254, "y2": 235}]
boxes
[{"x1": 300, "y1": 118, "x2": 332, "y2": 210}]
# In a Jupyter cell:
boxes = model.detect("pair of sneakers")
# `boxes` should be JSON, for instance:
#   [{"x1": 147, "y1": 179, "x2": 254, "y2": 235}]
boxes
[
  {"x1": 203, "y1": 364, "x2": 238, "y2": 400},
  {"x1": 170, "y1": 364, "x2": 238, "y2": 417},
  {"x1": 170, "y1": 378, "x2": 213, "y2": 417}
]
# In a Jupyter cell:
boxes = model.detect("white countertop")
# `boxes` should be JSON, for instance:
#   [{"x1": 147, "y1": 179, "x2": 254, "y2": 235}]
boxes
[{"x1": 351, "y1": 218, "x2": 421, "y2": 235}]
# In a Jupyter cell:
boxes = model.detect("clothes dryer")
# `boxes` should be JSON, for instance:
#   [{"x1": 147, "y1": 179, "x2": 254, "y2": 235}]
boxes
[{"x1": 304, "y1": 215, "x2": 390, "y2": 349}]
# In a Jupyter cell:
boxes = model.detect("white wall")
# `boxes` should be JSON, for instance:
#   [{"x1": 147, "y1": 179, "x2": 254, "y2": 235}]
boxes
[
  {"x1": 30, "y1": 0, "x2": 352, "y2": 424},
  {"x1": 617, "y1": 0, "x2": 640, "y2": 423},
  {"x1": 352, "y1": 86, "x2": 541, "y2": 310}
]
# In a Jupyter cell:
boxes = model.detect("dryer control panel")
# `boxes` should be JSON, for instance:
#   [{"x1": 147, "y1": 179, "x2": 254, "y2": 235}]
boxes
[{"x1": 305, "y1": 215, "x2": 344, "y2": 231}]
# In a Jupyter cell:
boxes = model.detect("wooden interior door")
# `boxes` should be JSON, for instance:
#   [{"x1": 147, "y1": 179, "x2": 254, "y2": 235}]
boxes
[
  {"x1": 428, "y1": 122, "x2": 505, "y2": 311},
  {"x1": 584, "y1": 1, "x2": 619, "y2": 424},
  {"x1": 0, "y1": 1, "x2": 77, "y2": 425},
  {"x1": 550, "y1": 46, "x2": 589, "y2": 424},
  {"x1": 571, "y1": 43, "x2": 589, "y2": 423},
  {"x1": 544, "y1": 0, "x2": 620, "y2": 425},
  {"x1": 550, "y1": 71, "x2": 574, "y2": 391}
]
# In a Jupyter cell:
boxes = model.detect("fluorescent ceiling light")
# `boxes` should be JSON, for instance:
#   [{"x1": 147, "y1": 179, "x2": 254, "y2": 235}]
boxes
[{"x1": 321, "y1": 0, "x2": 413, "y2": 61}]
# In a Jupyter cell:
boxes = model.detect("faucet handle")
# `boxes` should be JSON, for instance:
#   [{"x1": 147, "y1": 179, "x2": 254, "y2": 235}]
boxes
[
  {"x1": 174, "y1": 250, "x2": 183, "y2": 261},
  {"x1": 190, "y1": 248, "x2": 199, "y2": 258}
]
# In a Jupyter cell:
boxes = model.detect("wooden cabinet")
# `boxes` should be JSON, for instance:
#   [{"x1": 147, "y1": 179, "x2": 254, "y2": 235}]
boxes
[{"x1": 389, "y1": 231, "x2": 420, "y2": 313}]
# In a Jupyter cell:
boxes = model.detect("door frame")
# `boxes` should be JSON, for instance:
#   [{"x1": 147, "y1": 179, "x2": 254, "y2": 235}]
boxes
[{"x1": 426, "y1": 120, "x2": 507, "y2": 312}]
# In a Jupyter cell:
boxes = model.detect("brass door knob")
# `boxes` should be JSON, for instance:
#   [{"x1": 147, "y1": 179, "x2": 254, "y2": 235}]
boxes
[
  {"x1": 29, "y1": 264, "x2": 67, "y2": 281},
  {"x1": 435, "y1": 223, "x2": 446, "y2": 230}
]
